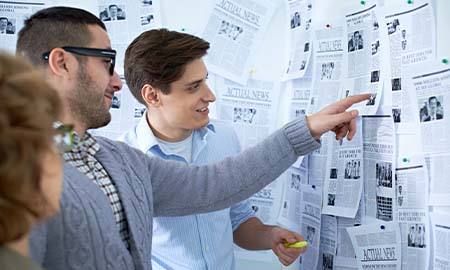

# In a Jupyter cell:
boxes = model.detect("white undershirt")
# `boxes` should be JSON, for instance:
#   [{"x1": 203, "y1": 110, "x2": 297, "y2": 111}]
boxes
[{"x1": 156, "y1": 133, "x2": 193, "y2": 163}]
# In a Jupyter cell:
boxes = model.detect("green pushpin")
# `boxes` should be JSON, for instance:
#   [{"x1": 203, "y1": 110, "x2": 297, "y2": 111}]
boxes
[
  {"x1": 181, "y1": 28, "x2": 186, "y2": 32},
  {"x1": 360, "y1": 0, "x2": 366, "y2": 5},
  {"x1": 407, "y1": 0, "x2": 413, "y2": 4},
  {"x1": 402, "y1": 157, "x2": 409, "y2": 163},
  {"x1": 442, "y1": 58, "x2": 449, "y2": 64},
  {"x1": 284, "y1": 241, "x2": 308, "y2": 248}
]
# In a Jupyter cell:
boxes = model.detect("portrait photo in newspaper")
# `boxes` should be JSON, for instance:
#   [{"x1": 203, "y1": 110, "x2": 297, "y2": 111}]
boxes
[
  {"x1": 418, "y1": 95, "x2": 444, "y2": 122},
  {"x1": 0, "y1": 17, "x2": 16, "y2": 35},
  {"x1": 100, "y1": 4, "x2": 126, "y2": 21},
  {"x1": 392, "y1": 108, "x2": 401, "y2": 123},
  {"x1": 347, "y1": 30, "x2": 364, "y2": 52},
  {"x1": 392, "y1": 78, "x2": 401, "y2": 91}
]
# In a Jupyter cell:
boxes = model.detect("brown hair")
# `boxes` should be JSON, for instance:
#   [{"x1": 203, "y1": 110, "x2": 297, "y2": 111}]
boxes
[
  {"x1": 16, "y1": 6, "x2": 106, "y2": 67},
  {"x1": 0, "y1": 51, "x2": 61, "y2": 244},
  {"x1": 124, "y1": 28, "x2": 210, "y2": 104}
]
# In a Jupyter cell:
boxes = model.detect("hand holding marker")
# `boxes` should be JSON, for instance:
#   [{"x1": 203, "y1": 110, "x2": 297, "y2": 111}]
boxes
[{"x1": 283, "y1": 241, "x2": 308, "y2": 248}]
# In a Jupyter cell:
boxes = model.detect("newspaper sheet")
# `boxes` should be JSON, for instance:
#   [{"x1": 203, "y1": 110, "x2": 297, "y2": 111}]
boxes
[
  {"x1": 430, "y1": 211, "x2": 450, "y2": 270},
  {"x1": 287, "y1": 59, "x2": 313, "y2": 121},
  {"x1": 98, "y1": 0, "x2": 162, "y2": 75},
  {"x1": 297, "y1": 184, "x2": 322, "y2": 270},
  {"x1": 343, "y1": 3, "x2": 385, "y2": 115},
  {"x1": 347, "y1": 221, "x2": 402, "y2": 270},
  {"x1": 410, "y1": 64, "x2": 450, "y2": 154},
  {"x1": 395, "y1": 155, "x2": 430, "y2": 270},
  {"x1": 307, "y1": 18, "x2": 345, "y2": 115},
  {"x1": 277, "y1": 164, "x2": 309, "y2": 231},
  {"x1": 308, "y1": 132, "x2": 334, "y2": 188},
  {"x1": 383, "y1": 1, "x2": 436, "y2": 130},
  {"x1": 406, "y1": 64, "x2": 450, "y2": 206},
  {"x1": 0, "y1": 0, "x2": 48, "y2": 53},
  {"x1": 322, "y1": 117, "x2": 363, "y2": 218},
  {"x1": 316, "y1": 215, "x2": 337, "y2": 270},
  {"x1": 363, "y1": 111, "x2": 396, "y2": 222},
  {"x1": 234, "y1": 175, "x2": 284, "y2": 263},
  {"x1": 201, "y1": 0, "x2": 275, "y2": 84},
  {"x1": 283, "y1": 0, "x2": 313, "y2": 80},
  {"x1": 90, "y1": 78, "x2": 146, "y2": 139},
  {"x1": 214, "y1": 77, "x2": 282, "y2": 262},
  {"x1": 334, "y1": 200, "x2": 364, "y2": 269},
  {"x1": 216, "y1": 77, "x2": 280, "y2": 147}
]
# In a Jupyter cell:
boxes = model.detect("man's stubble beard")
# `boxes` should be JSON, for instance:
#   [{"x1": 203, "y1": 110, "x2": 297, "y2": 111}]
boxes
[{"x1": 67, "y1": 64, "x2": 111, "y2": 130}]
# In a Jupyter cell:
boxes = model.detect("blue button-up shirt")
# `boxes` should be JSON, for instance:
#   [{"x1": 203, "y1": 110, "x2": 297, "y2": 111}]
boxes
[{"x1": 119, "y1": 116, "x2": 255, "y2": 270}]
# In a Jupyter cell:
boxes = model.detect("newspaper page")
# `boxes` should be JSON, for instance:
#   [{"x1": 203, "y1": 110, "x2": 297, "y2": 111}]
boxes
[
  {"x1": 363, "y1": 110, "x2": 396, "y2": 222},
  {"x1": 322, "y1": 117, "x2": 363, "y2": 218},
  {"x1": 316, "y1": 215, "x2": 338, "y2": 270},
  {"x1": 335, "y1": 200, "x2": 364, "y2": 269},
  {"x1": 90, "y1": 78, "x2": 146, "y2": 139},
  {"x1": 283, "y1": 0, "x2": 313, "y2": 80},
  {"x1": 308, "y1": 132, "x2": 334, "y2": 188},
  {"x1": 234, "y1": 175, "x2": 284, "y2": 263},
  {"x1": 216, "y1": 77, "x2": 280, "y2": 146},
  {"x1": 97, "y1": 0, "x2": 162, "y2": 75},
  {"x1": 201, "y1": 0, "x2": 275, "y2": 84},
  {"x1": 307, "y1": 18, "x2": 346, "y2": 115},
  {"x1": 0, "y1": 0, "x2": 48, "y2": 52},
  {"x1": 277, "y1": 163, "x2": 309, "y2": 231},
  {"x1": 215, "y1": 77, "x2": 282, "y2": 262},
  {"x1": 410, "y1": 64, "x2": 450, "y2": 154},
  {"x1": 347, "y1": 221, "x2": 402, "y2": 270},
  {"x1": 334, "y1": 210, "x2": 363, "y2": 269},
  {"x1": 383, "y1": 1, "x2": 436, "y2": 130},
  {"x1": 298, "y1": 184, "x2": 322, "y2": 270},
  {"x1": 287, "y1": 59, "x2": 313, "y2": 121},
  {"x1": 342, "y1": 2, "x2": 385, "y2": 115},
  {"x1": 395, "y1": 155, "x2": 430, "y2": 270},
  {"x1": 430, "y1": 211, "x2": 450, "y2": 270},
  {"x1": 407, "y1": 64, "x2": 450, "y2": 206}
]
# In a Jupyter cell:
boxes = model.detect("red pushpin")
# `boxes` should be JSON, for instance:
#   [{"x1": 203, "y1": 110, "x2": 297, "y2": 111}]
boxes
[{"x1": 326, "y1": 23, "x2": 331, "y2": 28}]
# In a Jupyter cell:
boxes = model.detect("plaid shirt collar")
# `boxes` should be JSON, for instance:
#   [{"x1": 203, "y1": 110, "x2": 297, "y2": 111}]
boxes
[{"x1": 64, "y1": 131, "x2": 100, "y2": 160}]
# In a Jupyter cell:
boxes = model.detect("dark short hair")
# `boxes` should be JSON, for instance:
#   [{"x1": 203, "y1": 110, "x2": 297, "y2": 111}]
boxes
[
  {"x1": 0, "y1": 52, "x2": 61, "y2": 244},
  {"x1": 109, "y1": 4, "x2": 119, "y2": 9},
  {"x1": 0, "y1": 17, "x2": 7, "y2": 23},
  {"x1": 16, "y1": 6, "x2": 106, "y2": 67},
  {"x1": 124, "y1": 28, "x2": 210, "y2": 104},
  {"x1": 429, "y1": 96, "x2": 438, "y2": 103}
]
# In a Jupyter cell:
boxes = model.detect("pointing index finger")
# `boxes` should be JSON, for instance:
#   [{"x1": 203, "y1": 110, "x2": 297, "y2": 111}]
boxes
[{"x1": 321, "y1": 93, "x2": 372, "y2": 114}]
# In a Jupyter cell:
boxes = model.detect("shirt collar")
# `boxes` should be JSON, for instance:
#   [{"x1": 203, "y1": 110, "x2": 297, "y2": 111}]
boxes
[
  {"x1": 135, "y1": 115, "x2": 215, "y2": 155},
  {"x1": 64, "y1": 131, "x2": 99, "y2": 158}
]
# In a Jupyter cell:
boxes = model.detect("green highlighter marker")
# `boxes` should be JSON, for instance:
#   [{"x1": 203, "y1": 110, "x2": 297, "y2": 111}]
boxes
[{"x1": 283, "y1": 241, "x2": 308, "y2": 248}]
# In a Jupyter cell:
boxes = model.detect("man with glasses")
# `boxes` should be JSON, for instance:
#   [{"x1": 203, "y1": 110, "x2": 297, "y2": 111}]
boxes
[{"x1": 17, "y1": 6, "x2": 368, "y2": 270}]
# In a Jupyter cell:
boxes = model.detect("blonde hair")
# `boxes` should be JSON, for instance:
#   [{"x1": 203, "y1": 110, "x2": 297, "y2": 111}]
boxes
[{"x1": 0, "y1": 51, "x2": 61, "y2": 244}]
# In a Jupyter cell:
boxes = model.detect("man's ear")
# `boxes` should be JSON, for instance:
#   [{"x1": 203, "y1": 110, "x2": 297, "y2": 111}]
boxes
[
  {"x1": 47, "y1": 48, "x2": 77, "y2": 78},
  {"x1": 141, "y1": 84, "x2": 161, "y2": 108}
]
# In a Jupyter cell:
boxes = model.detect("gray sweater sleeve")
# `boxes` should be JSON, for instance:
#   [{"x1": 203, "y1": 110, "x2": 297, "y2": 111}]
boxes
[{"x1": 118, "y1": 116, "x2": 320, "y2": 216}]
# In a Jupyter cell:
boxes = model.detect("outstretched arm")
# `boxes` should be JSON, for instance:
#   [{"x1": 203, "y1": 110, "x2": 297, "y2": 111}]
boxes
[{"x1": 142, "y1": 94, "x2": 370, "y2": 216}]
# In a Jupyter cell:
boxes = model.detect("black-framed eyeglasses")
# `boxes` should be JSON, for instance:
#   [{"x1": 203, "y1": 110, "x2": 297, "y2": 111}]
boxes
[
  {"x1": 53, "y1": 121, "x2": 75, "y2": 154},
  {"x1": 42, "y1": 46, "x2": 116, "y2": 75}
]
